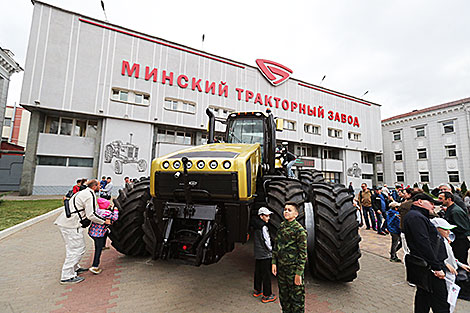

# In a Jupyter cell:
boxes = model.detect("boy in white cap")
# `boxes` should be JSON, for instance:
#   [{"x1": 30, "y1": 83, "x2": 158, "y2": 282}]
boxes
[
  {"x1": 250, "y1": 207, "x2": 276, "y2": 303},
  {"x1": 432, "y1": 217, "x2": 470, "y2": 312}
]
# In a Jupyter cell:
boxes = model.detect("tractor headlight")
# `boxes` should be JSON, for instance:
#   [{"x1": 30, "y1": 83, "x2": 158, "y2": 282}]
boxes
[
  {"x1": 186, "y1": 161, "x2": 193, "y2": 169},
  {"x1": 162, "y1": 161, "x2": 170, "y2": 169},
  {"x1": 209, "y1": 160, "x2": 218, "y2": 169},
  {"x1": 222, "y1": 161, "x2": 231, "y2": 169},
  {"x1": 197, "y1": 160, "x2": 205, "y2": 169},
  {"x1": 173, "y1": 160, "x2": 181, "y2": 169}
]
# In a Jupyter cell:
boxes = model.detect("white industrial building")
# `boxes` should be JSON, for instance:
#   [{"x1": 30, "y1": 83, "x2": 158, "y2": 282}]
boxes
[
  {"x1": 380, "y1": 97, "x2": 470, "y2": 188},
  {"x1": 19, "y1": 1, "x2": 383, "y2": 195}
]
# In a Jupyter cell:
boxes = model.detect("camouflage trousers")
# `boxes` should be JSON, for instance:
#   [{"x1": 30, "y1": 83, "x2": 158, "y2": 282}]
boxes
[{"x1": 277, "y1": 266, "x2": 305, "y2": 313}]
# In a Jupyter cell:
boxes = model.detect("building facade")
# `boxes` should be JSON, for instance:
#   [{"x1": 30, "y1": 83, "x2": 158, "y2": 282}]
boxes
[
  {"x1": 19, "y1": 2, "x2": 382, "y2": 195},
  {"x1": 380, "y1": 97, "x2": 470, "y2": 188},
  {"x1": 2, "y1": 104, "x2": 30, "y2": 147},
  {"x1": 0, "y1": 47, "x2": 23, "y2": 137}
]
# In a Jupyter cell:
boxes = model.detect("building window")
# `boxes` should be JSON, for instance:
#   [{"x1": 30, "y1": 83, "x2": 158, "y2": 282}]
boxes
[
  {"x1": 209, "y1": 106, "x2": 234, "y2": 119},
  {"x1": 157, "y1": 129, "x2": 192, "y2": 145},
  {"x1": 68, "y1": 157, "x2": 94, "y2": 168},
  {"x1": 394, "y1": 151, "x2": 403, "y2": 161},
  {"x1": 304, "y1": 124, "x2": 320, "y2": 135},
  {"x1": 448, "y1": 171, "x2": 460, "y2": 183},
  {"x1": 328, "y1": 128, "x2": 342, "y2": 138},
  {"x1": 443, "y1": 121, "x2": 454, "y2": 134},
  {"x1": 4, "y1": 117, "x2": 11, "y2": 127},
  {"x1": 164, "y1": 97, "x2": 196, "y2": 114},
  {"x1": 376, "y1": 155, "x2": 382, "y2": 163},
  {"x1": 417, "y1": 148, "x2": 427, "y2": 159},
  {"x1": 392, "y1": 130, "x2": 401, "y2": 141},
  {"x1": 43, "y1": 116, "x2": 98, "y2": 137},
  {"x1": 323, "y1": 172, "x2": 341, "y2": 184},
  {"x1": 44, "y1": 116, "x2": 60, "y2": 134},
  {"x1": 295, "y1": 145, "x2": 316, "y2": 157},
  {"x1": 419, "y1": 172, "x2": 430, "y2": 182},
  {"x1": 323, "y1": 148, "x2": 341, "y2": 160},
  {"x1": 111, "y1": 88, "x2": 149, "y2": 106},
  {"x1": 348, "y1": 132, "x2": 361, "y2": 141},
  {"x1": 362, "y1": 174, "x2": 373, "y2": 180},
  {"x1": 396, "y1": 172, "x2": 404, "y2": 182},
  {"x1": 284, "y1": 120, "x2": 296, "y2": 131},
  {"x1": 416, "y1": 127, "x2": 425, "y2": 137},
  {"x1": 377, "y1": 173, "x2": 384, "y2": 182},
  {"x1": 361, "y1": 152, "x2": 374, "y2": 164},
  {"x1": 37, "y1": 156, "x2": 67, "y2": 166},
  {"x1": 445, "y1": 145, "x2": 457, "y2": 157}
]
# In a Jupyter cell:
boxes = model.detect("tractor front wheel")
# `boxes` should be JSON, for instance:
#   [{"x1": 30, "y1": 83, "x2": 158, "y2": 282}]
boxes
[{"x1": 108, "y1": 177, "x2": 150, "y2": 256}]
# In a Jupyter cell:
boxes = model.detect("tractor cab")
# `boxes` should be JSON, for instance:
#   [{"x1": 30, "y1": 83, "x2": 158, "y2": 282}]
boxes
[{"x1": 223, "y1": 110, "x2": 281, "y2": 175}]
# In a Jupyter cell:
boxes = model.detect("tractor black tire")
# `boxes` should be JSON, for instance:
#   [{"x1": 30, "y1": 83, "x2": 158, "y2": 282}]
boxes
[
  {"x1": 310, "y1": 183, "x2": 361, "y2": 282},
  {"x1": 298, "y1": 169, "x2": 325, "y2": 202},
  {"x1": 298, "y1": 169, "x2": 325, "y2": 184},
  {"x1": 142, "y1": 201, "x2": 165, "y2": 259},
  {"x1": 108, "y1": 177, "x2": 150, "y2": 256},
  {"x1": 265, "y1": 179, "x2": 306, "y2": 236}
]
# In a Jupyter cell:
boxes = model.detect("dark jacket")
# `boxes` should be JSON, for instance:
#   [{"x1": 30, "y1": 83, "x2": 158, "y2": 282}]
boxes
[
  {"x1": 285, "y1": 151, "x2": 296, "y2": 162},
  {"x1": 403, "y1": 205, "x2": 448, "y2": 271},
  {"x1": 444, "y1": 203, "x2": 470, "y2": 239},
  {"x1": 453, "y1": 194, "x2": 467, "y2": 215},
  {"x1": 250, "y1": 217, "x2": 272, "y2": 260},
  {"x1": 372, "y1": 192, "x2": 388, "y2": 213}
]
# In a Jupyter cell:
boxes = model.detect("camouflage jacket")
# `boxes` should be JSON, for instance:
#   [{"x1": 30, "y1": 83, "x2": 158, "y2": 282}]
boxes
[{"x1": 272, "y1": 219, "x2": 307, "y2": 276}]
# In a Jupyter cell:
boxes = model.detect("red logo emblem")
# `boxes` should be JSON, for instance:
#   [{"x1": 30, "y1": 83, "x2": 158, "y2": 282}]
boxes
[{"x1": 256, "y1": 59, "x2": 293, "y2": 86}]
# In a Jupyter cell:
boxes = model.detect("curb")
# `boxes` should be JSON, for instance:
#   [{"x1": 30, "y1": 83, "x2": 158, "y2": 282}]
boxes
[{"x1": 0, "y1": 206, "x2": 63, "y2": 241}]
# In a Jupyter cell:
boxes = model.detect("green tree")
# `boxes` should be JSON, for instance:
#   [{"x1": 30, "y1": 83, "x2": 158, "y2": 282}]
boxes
[
  {"x1": 423, "y1": 183, "x2": 430, "y2": 194},
  {"x1": 461, "y1": 181, "x2": 468, "y2": 196},
  {"x1": 413, "y1": 182, "x2": 419, "y2": 188}
]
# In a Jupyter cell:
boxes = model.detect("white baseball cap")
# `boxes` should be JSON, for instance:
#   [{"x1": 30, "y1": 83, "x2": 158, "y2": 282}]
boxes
[
  {"x1": 258, "y1": 207, "x2": 273, "y2": 215},
  {"x1": 431, "y1": 218, "x2": 456, "y2": 230}
]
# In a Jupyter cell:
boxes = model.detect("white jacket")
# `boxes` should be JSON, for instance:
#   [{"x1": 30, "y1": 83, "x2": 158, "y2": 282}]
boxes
[{"x1": 54, "y1": 188, "x2": 106, "y2": 229}]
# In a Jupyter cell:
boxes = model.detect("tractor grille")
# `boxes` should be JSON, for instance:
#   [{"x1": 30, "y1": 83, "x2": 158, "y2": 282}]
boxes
[{"x1": 155, "y1": 172, "x2": 238, "y2": 200}]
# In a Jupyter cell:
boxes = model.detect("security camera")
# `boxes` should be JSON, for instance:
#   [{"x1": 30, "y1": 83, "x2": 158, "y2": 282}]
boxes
[{"x1": 34, "y1": 100, "x2": 40, "y2": 105}]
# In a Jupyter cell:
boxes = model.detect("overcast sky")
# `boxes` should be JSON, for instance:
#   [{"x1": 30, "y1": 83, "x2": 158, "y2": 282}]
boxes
[{"x1": 1, "y1": 0, "x2": 469, "y2": 119}]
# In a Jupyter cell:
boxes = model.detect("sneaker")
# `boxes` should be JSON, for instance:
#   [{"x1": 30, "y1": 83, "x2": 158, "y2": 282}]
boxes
[
  {"x1": 253, "y1": 290, "x2": 262, "y2": 297},
  {"x1": 89, "y1": 267, "x2": 102, "y2": 274},
  {"x1": 261, "y1": 294, "x2": 277, "y2": 303},
  {"x1": 75, "y1": 267, "x2": 88, "y2": 274},
  {"x1": 60, "y1": 276, "x2": 85, "y2": 285},
  {"x1": 392, "y1": 257, "x2": 402, "y2": 263},
  {"x1": 378, "y1": 232, "x2": 386, "y2": 236}
]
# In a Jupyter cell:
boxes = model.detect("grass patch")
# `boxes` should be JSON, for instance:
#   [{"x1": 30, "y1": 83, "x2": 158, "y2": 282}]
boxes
[{"x1": 0, "y1": 199, "x2": 63, "y2": 231}]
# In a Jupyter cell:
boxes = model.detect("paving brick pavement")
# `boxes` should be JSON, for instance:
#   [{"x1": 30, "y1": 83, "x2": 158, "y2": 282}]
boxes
[{"x1": 1, "y1": 213, "x2": 470, "y2": 313}]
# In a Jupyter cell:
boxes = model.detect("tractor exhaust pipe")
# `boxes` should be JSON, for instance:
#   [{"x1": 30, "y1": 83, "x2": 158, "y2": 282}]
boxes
[{"x1": 206, "y1": 108, "x2": 215, "y2": 144}]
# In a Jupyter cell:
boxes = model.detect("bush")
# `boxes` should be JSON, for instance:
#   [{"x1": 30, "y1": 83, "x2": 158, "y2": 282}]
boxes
[
  {"x1": 423, "y1": 183, "x2": 430, "y2": 194},
  {"x1": 461, "y1": 182, "x2": 468, "y2": 196}
]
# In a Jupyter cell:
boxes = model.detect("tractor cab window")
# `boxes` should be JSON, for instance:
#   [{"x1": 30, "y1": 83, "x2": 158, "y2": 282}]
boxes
[{"x1": 226, "y1": 118, "x2": 265, "y2": 155}]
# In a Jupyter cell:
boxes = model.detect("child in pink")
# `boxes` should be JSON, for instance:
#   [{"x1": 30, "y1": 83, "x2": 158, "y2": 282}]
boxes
[{"x1": 88, "y1": 198, "x2": 118, "y2": 274}]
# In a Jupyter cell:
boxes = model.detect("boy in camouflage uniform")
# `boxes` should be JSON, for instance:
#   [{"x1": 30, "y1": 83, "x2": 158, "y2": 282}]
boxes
[{"x1": 272, "y1": 202, "x2": 308, "y2": 313}]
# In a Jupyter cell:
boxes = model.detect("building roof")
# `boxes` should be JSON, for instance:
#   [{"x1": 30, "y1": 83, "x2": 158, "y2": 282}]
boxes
[
  {"x1": 381, "y1": 97, "x2": 470, "y2": 123},
  {"x1": 0, "y1": 46, "x2": 23, "y2": 73}
]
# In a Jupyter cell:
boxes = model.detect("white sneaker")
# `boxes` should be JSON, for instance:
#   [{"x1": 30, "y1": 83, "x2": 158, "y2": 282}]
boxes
[{"x1": 89, "y1": 267, "x2": 102, "y2": 274}]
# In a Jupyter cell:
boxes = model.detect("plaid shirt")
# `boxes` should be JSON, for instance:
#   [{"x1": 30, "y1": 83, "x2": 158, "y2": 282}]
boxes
[{"x1": 88, "y1": 208, "x2": 118, "y2": 237}]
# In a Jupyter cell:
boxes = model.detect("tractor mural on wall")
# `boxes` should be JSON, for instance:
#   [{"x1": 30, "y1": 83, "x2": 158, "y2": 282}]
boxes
[{"x1": 104, "y1": 133, "x2": 147, "y2": 175}]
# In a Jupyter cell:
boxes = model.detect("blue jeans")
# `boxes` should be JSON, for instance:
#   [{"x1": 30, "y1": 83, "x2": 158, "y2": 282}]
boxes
[
  {"x1": 362, "y1": 206, "x2": 376, "y2": 230},
  {"x1": 286, "y1": 160, "x2": 296, "y2": 178},
  {"x1": 376, "y1": 211, "x2": 383, "y2": 233}
]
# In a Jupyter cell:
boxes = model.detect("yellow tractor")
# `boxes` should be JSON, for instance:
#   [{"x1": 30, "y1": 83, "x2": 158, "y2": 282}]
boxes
[{"x1": 109, "y1": 109, "x2": 361, "y2": 282}]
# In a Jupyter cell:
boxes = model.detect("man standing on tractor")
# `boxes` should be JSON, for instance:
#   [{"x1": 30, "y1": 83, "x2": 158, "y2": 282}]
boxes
[{"x1": 281, "y1": 144, "x2": 297, "y2": 178}]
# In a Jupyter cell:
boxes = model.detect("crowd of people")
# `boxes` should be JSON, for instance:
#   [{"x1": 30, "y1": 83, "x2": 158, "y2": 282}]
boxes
[{"x1": 353, "y1": 182, "x2": 470, "y2": 312}]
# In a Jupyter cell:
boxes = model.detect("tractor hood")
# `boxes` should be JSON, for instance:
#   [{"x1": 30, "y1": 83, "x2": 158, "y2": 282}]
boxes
[
  {"x1": 164, "y1": 143, "x2": 259, "y2": 159},
  {"x1": 150, "y1": 143, "x2": 261, "y2": 200}
]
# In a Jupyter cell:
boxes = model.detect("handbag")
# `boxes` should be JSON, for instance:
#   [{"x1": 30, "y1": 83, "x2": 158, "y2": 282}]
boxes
[{"x1": 405, "y1": 253, "x2": 433, "y2": 292}]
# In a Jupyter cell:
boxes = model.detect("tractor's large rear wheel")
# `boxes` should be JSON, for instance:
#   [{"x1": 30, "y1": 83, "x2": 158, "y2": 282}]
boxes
[
  {"x1": 265, "y1": 179, "x2": 306, "y2": 232},
  {"x1": 310, "y1": 183, "x2": 361, "y2": 282},
  {"x1": 108, "y1": 177, "x2": 150, "y2": 256}
]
